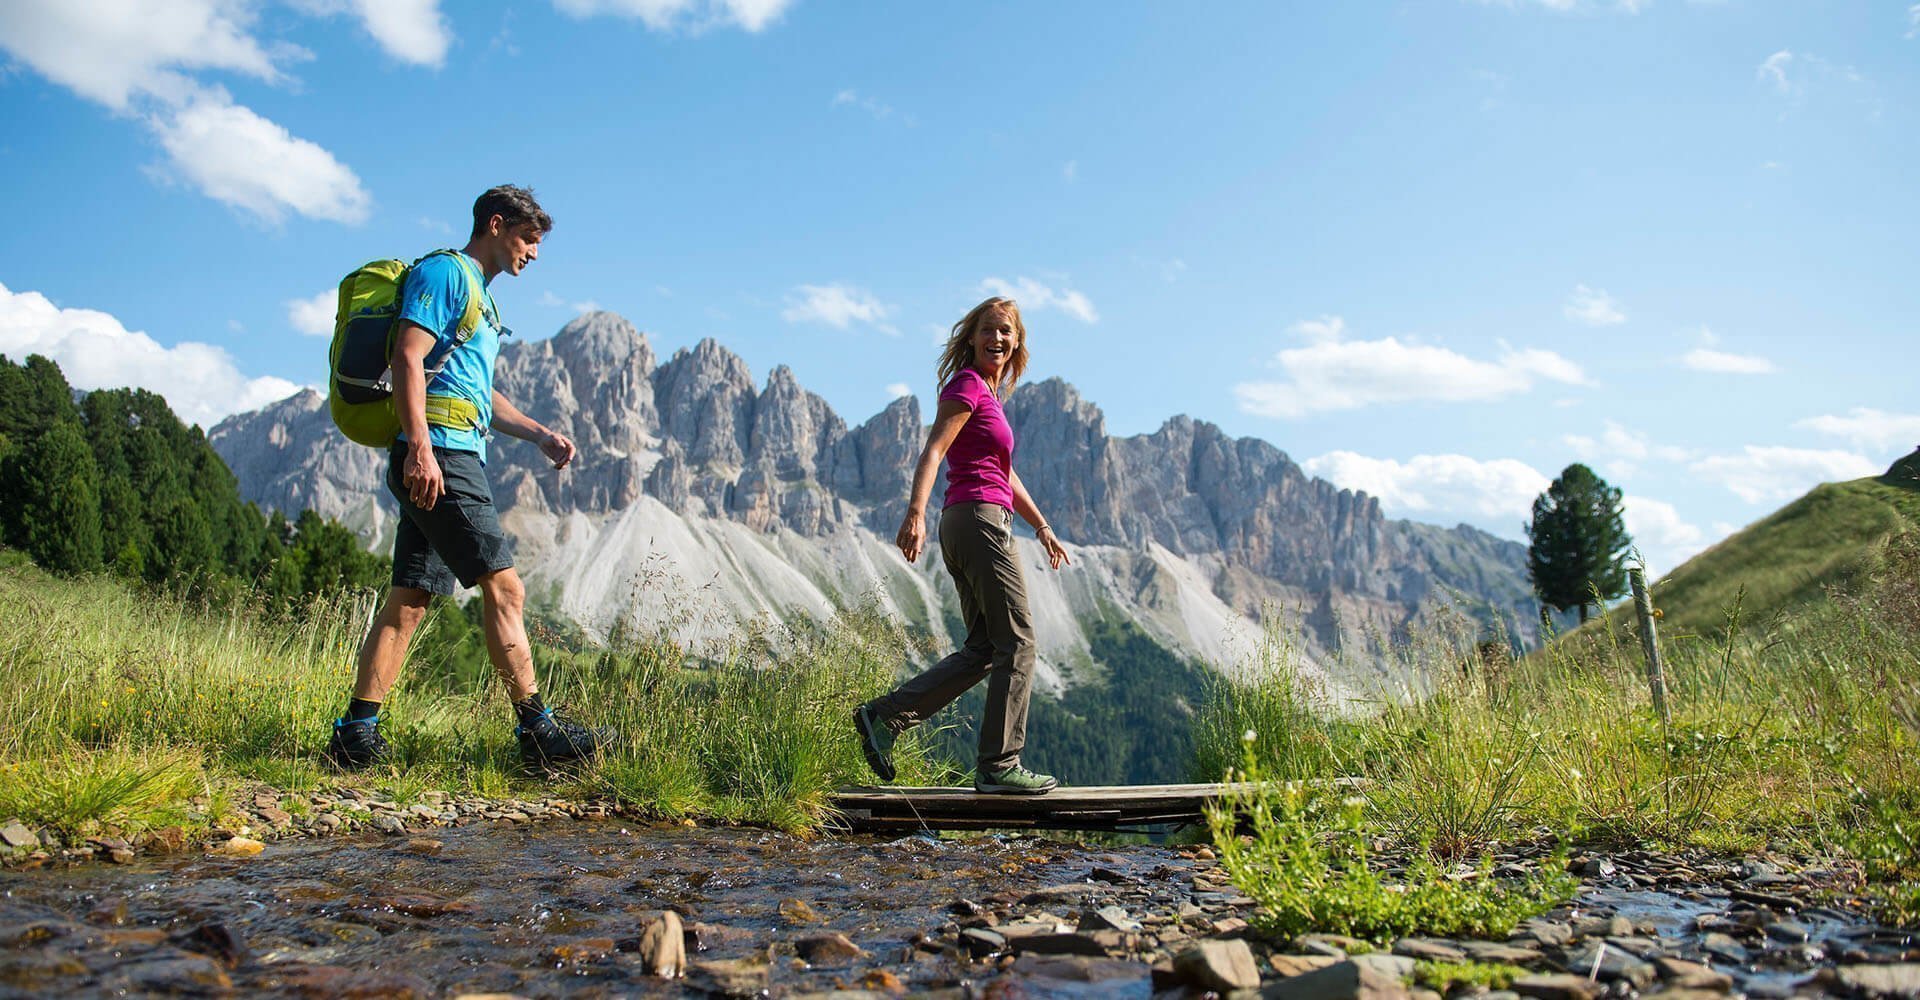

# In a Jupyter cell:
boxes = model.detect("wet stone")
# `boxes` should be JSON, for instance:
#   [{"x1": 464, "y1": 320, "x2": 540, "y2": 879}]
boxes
[
  {"x1": 170, "y1": 921, "x2": 249, "y2": 968},
  {"x1": 1654, "y1": 956, "x2": 1733, "y2": 991},
  {"x1": 1079, "y1": 905, "x2": 1142, "y2": 933},
  {"x1": 1261, "y1": 959, "x2": 1413, "y2": 1000},
  {"x1": 370, "y1": 813, "x2": 406, "y2": 835},
  {"x1": 961, "y1": 928, "x2": 1006, "y2": 957},
  {"x1": 1513, "y1": 973, "x2": 1602, "y2": 1000},
  {"x1": 1827, "y1": 963, "x2": 1920, "y2": 997},
  {"x1": 113, "y1": 954, "x2": 234, "y2": 993},
  {"x1": 1271, "y1": 953, "x2": 1343, "y2": 977},
  {"x1": 1516, "y1": 920, "x2": 1575, "y2": 948},
  {"x1": 689, "y1": 957, "x2": 769, "y2": 997},
  {"x1": 1564, "y1": 940, "x2": 1657, "y2": 988},
  {"x1": 1171, "y1": 938, "x2": 1260, "y2": 992},
  {"x1": 1765, "y1": 919, "x2": 1811, "y2": 944},
  {"x1": 1701, "y1": 932, "x2": 1749, "y2": 963},
  {"x1": 1010, "y1": 930, "x2": 1122, "y2": 957},
  {"x1": 778, "y1": 897, "x2": 822, "y2": 924},
  {"x1": 1461, "y1": 941, "x2": 1545, "y2": 964},
  {"x1": 794, "y1": 931, "x2": 866, "y2": 965},
  {"x1": 633, "y1": 910, "x2": 685, "y2": 977},
  {"x1": 1020, "y1": 883, "x2": 1096, "y2": 906}
]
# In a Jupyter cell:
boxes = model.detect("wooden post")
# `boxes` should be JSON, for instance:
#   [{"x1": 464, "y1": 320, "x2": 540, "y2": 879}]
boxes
[{"x1": 1629, "y1": 566, "x2": 1671, "y2": 725}]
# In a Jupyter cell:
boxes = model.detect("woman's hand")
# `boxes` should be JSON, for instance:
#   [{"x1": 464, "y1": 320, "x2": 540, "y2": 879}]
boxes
[
  {"x1": 897, "y1": 509, "x2": 928, "y2": 563},
  {"x1": 1037, "y1": 525, "x2": 1070, "y2": 569}
]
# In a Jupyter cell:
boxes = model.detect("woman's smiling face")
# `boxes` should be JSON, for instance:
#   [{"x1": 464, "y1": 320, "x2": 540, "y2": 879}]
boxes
[{"x1": 969, "y1": 305, "x2": 1020, "y2": 379}]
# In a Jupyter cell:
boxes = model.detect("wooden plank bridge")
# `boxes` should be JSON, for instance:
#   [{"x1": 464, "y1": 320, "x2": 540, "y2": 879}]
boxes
[{"x1": 828, "y1": 782, "x2": 1256, "y2": 833}]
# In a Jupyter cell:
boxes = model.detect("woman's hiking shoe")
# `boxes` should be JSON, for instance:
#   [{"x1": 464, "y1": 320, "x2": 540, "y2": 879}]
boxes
[
  {"x1": 324, "y1": 716, "x2": 390, "y2": 770},
  {"x1": 853, "y1": 703, "x2": 897, "y2": 782},
  {"x1": 516, "y1": 707, "x2": 609, "y2": 769},
  {"x1": 974, "y1": 764, "x2": 1057, "y2": 795}
]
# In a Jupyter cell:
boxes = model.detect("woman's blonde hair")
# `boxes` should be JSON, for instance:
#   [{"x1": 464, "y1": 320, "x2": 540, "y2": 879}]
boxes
[{"x1": 936, "y1": 297, "x2": 1029, "y2": 399}]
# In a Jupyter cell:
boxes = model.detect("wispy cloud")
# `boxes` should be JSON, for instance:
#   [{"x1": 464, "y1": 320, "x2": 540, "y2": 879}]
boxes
[
  {"x1": 1471, "y1": 0, "x2": 1649, "y2": 14},
  {"x1": 1236, "y1": 317, "x2": 1589, "y2": 419},
  {"x1": 1622, "y1": 494, "x2": 1708, "y2": 574},
  {"x1": 978, "y1": 276, "x2": 1098, "y2": 324},
  {"x1": 1563, "y1": 420, "x2": 1693, "y2": 479},
  {"x1": 1678, "y1": 327, "x2": 1774, "y2": 374},
  {"x1": 538, "y1": 290, "x2": 602, "y2": 314},
  {"x1": 1797, "y1": 407, "x2": 1920, "y2": 455},
  {"x1": 782, "y1": 283, "x2": 897, "y2": 335},
  {"x1": 1563, "y1": 284, "x2": 1625, "y2": 326},
  {"x1": 1062, "y1": 160, "x2": 1078, "y2": 182},
  {"x1": 886, "y1": 382, "x2": 911, "y2": 400},
  {"x1": 1690, "y1": 446, "x2": 1878, "y2": 504},
  {"x1": 292, "y1": 0, "x2": 453, "y2": 68},
  {"x1": 287, "y1": 289, "x2": 336, "y2": 336},
  {"x1": 1758, "y1": 50, "x2": 1795, "y2": 94},
  {"x1": 0, "y1": 0, "x2": 371, "y2": 224},
  {"x1": 1909, "y1": 3, "x2": 1920, "y2": 39},
  {"x1": 553, "y1": 0, "x2": 792, "y2": 33},
  {"x1": 831, "y1": 88, "x2": 911, "y2": 124},
  {"x1": 0, "y1": 280, "x2": 298, "y2": 427}
]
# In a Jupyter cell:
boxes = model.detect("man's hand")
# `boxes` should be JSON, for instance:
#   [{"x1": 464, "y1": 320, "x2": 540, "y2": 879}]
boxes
[
  {"x1": 404, "y1": 442, "x2": 444, "y2": 510},
  {"x1": 896, "y1": 508, "x2": 927, "y2": 563},
  {"x1": 540, "y1": 430, "x2": 576, "y2": 470}
]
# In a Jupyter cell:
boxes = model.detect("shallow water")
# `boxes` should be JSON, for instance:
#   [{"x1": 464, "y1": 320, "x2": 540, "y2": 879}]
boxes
[{"x1": 0, "y1": 819, "x2": 1177, "y2": 997}]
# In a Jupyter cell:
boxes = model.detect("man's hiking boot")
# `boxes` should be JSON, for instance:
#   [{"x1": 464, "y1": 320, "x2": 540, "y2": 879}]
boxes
[
  {"x1": 974, "y1": 764, "x2": 1057, "y2": 795},
  {"x1": 325, "y1": 716, "x2": 390, "y2": 770},
  {"x1": 516, "y1": 706, "x2": 609, "y2": 770},
  {"x1": 853, "y1": 703, "x2": 897, "y2": 782}
]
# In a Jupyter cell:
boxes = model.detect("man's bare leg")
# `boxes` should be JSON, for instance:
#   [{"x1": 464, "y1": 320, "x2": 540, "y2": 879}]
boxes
[
  {"x1": 352, "y1": 586, "x2": 435, "y2": 702},
  {"x1": 476, "y1": 567, "x2": 537, "y2": 703}
]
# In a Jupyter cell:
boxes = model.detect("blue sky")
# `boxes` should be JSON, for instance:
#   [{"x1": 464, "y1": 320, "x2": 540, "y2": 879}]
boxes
[{"x1": 3, "y1": 1, "x2": 1917, "y2": 575}]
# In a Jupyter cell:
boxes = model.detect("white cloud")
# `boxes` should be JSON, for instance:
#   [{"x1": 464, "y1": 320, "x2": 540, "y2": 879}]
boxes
[
  {"x1": 1563, "y1": 420, "x2": 1692, "y2": 478},
  {"x1": 551, "y1": 0, "x2": 791, "y2": 32},
  {"x1": 1563, "y1": 284, "x2": 1625, "y2": 326},
  {"x1": 831, "y1": 88, "x2": 908, "y2": 123},
  {"x1": 1472, "y1": 0, "x2": 1647, "y2": 13},
  {"x1": 1690, "y1": 446, "x2": 1878, "y2": 504},
  {"x1": 538, "y1": 290, "x2": 601, "y2": 313},
  {"x1": 1681, "y1": 347, "x2": 1775, "y2": 374},
  {"x1": 1909, "y1": 4, "x2": 1920, "y2": 39},
  {"x1": 886, "y1": 382, "x2": 911, "y2": 399},
  {"x1": 1303, "y1": 451, "x2": 1549, "y2": 524},
  {"x1": 0, "y1": 0, "x2": 287, "y2": 110},
  {"x1": 1798, "y1": 407, "x2": 1920, "y2": 455},
  {"x1": 293, "y1": 0, "x2": 452, "y2": 68},
  {"x1": 0, "y1": 280, "x2": 298, "y2": 428},
  {"x1": 782, "y1": 284, "x2": 897, "y2": 334},
  {"x1": 287, "y1": 289, "x2": 335, "y2": 336},
  {"x1": 1235, "y1": 318, "x2": 1589, "y2": 419},
  {"x1": 978, "y1": 276, "x2": 1098, "y2": 324},
  {"x1": 150, "y1": 88, "x2": 371, "y2": 224},
  {"x1": 0, "y1": 1, "x2": 372, "y2": 225},
  {"x1": 1622, "y1": 495, "x2": 1705, "y2": 571},
  {"x1": 1758, "y1": 50, "x2": 1794, "y2": 94}
]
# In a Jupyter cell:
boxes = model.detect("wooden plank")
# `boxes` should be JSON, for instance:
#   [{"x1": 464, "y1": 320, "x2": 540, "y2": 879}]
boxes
[{"x1": 827, "y1": 779, "x2": 1365, "y2": 833}]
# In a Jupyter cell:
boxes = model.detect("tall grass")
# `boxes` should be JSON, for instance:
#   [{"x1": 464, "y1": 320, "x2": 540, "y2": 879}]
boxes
[
  {"x1": 0, "y1": 553, "x2": 941, "y2": 838},
  {"x1": 1197, "y1": 532, "x2": 1920, "y2": 880}
]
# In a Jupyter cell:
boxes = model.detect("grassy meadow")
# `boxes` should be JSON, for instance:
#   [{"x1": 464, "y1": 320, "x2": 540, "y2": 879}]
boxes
[{"x1": 0, "y1": 549, "x2": 957, "y2": 838}]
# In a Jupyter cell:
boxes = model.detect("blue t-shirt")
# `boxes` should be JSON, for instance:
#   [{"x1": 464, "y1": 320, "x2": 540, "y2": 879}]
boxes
[{"x1": 393, "y1": 251, "x2": 504, "y2": 462}]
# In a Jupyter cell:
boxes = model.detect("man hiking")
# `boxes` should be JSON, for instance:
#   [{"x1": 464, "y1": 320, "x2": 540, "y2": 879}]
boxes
[{"x1": 325, "y1": 184, "x2": 610, "y2": 771}]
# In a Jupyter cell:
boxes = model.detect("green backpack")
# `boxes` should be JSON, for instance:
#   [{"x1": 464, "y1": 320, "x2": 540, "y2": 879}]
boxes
[{"x1": 327, "y1": 249, "x2": 498, "y2": 447}]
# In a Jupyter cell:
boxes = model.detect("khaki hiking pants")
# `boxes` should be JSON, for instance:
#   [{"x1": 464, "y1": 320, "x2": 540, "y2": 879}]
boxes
[{"x1": 871, "y1": 501, "x2": 1036, "y2": 773}]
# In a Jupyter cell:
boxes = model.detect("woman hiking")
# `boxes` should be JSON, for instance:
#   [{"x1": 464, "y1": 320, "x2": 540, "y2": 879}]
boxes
[{"x1": 854, "y1": 297, "x2": 1071, "y2": 795}]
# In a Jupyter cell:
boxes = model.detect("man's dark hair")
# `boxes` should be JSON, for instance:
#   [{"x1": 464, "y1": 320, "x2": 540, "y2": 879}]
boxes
[{"x1": 471, "y1": 185, "x2": 552, "y2": 239}]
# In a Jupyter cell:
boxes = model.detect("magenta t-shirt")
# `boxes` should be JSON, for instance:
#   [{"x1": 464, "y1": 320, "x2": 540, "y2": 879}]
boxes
[{"x1": 940, "y1": 368, "x2": 1015, "y2": 510}]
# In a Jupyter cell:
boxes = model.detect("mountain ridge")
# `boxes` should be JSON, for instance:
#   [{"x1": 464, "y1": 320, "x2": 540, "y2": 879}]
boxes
[{"x1": 212, "y1": 311, "x2": 1546, "y2": 692}]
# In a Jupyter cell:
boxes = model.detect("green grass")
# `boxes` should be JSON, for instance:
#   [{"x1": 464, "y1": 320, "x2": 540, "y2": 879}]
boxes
[
  {"x1": 1198, "y1": 524, "x2": 1920, "y2": 919},
  {"x1": 0, "y1": 558, "x2": 948, "y2": 840},
  {"x1": 1612, "y1": 476, "x2": 1920, "y2": 637}
]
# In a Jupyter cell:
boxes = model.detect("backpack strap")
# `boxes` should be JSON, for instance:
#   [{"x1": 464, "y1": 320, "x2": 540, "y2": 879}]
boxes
[{"x1": 414, "y1": 249, "x2": 500, "y2": 344}]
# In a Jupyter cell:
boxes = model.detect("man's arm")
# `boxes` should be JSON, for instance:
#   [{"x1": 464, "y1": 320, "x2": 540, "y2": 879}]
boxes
[
  {"x1": 491, "y1": 389, "x2": 576, "y2": 469},
  {"x1": 392, "y1": 322, "x2": 444, "y2": 509}
]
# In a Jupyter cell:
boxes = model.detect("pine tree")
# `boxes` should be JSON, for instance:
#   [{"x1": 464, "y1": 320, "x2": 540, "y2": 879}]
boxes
[
  {"x1": 1526, "y1": 463, "x2": 1631, "y2": 623},
  {"x1": 8, "y1": 420, "x2": 104, "y2": 573}
]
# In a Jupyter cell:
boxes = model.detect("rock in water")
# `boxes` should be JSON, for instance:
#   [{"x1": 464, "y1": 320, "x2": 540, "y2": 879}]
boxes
[
  {"x1": 635, "y1": 910, "x2": 685, "y2": 978},
  {"x1": 1261, "y1": 959, "x2": 1413, "y2": 999},
  {"x1": 1171, "y1": 939, "x2": 1261, "y2": 992}
]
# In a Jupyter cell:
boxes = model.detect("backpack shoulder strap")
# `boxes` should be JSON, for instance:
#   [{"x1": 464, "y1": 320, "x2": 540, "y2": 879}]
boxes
[{"x1": 411, "y1": 250, "x2": 498, "y2": 345}]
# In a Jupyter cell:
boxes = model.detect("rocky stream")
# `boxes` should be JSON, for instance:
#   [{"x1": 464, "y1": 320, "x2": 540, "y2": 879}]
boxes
[{"x1": 2, "y1": 796, "x2": 1917, "y2": 999}]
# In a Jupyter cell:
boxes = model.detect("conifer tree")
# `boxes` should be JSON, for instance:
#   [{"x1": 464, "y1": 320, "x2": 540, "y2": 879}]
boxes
[
  {"x1": 1526, "y1": 463, "x2": 1631, "y2": 623},
  {"x1": 8, "y1": 420, "x2": 104, "y2": 573}
]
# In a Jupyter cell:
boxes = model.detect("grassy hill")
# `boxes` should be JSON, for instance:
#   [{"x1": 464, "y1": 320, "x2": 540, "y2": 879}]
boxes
[{"x1": 1619, "y1": 455, "x2": 1920, "y2": 636}]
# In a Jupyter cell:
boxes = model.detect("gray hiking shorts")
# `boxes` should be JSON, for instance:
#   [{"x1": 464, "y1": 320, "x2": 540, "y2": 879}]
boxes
[{"x1": 386, "y1": 444, "x2": 515, "y2": 595}]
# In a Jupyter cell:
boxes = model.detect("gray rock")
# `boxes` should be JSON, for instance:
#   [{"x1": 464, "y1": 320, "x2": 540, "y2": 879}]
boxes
[
  {"x1": 1393, "y1": 937, "x2": 1466, "y2": 963},
  {"x1": 1078, "y1": 906, "x2": 1143, "y2": 933},
  {"x1": 1830, "y1": 963, "x2": 1920, "y2": 998},
  {"x1": 1764, "y1": 920, "x2": 1811, "y2": 944},
  {"x1": 1173, "y1": 939, "x2": 1262, "y2": 992},
  {"x1": 1512, "y1": 973, "x2": 1601, "y2": 1000},
  {"x1": 0, "y1": 820, "x2": 40, "y2": 850},
  {"x1": 1261, "y1": 959, "x2": 1413, "y2": 1000},
  {"x1": 1653, "y1": 956, "x2": 1732, "y2": 991},
  {"x1": 1564, "y1": 941, "x2": 1656, "y2": 988},
  {"x1": 961, "y1": 928, "x2": 1006, "y2": 957},
  {"x1": 1010, "y1": 931, "x2": 1120, "y2": 957},
  {"x1": 1351, "y1": 953, "x2": 1416, "y2": 980},
  {"x1": 1461, "y1": 941, "x2": 1544, "y2": 963},
  {"x1": 1516, "y1": 920, "x2": 1574, "y2": 948},
  {"x1": 1021, "y1": 884, "x2": 1097, "y2": 906},
  {"x1": 370, "y1": 813, "x2": 405, "y2": 835}
]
